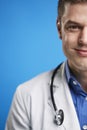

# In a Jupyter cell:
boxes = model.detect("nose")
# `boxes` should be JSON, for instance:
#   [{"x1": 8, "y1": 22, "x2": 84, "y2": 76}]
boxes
[{"x1": 79, "y1": 27, "x2": 87, "y2": 45}]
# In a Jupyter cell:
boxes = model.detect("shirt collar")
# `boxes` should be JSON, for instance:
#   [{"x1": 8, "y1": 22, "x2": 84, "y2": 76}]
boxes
[
  {"x1": 65, "y1": 60, "x2": 80, "y2": 85},
  {"x1": 65, "y1": 60, "x2": 87, "y2": 97}
]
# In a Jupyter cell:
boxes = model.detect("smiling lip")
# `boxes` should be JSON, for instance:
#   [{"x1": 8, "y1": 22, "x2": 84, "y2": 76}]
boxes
[{"x1": 75, "y1": 49, "x2": 87, "y2": 56}]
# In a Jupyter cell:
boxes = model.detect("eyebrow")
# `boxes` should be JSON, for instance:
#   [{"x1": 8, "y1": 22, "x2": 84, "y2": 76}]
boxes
[{"x1": 66, "y1": 20, "x2": 82, "y2": 26}]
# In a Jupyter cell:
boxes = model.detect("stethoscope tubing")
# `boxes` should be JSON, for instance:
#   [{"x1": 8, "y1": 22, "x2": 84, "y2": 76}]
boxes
[
  {"x1": 50, "y1": 63, "x2": 64, "y2": 126},
  {"x1": 50, "y1": 63, "x2": 63, "y2": 111}
]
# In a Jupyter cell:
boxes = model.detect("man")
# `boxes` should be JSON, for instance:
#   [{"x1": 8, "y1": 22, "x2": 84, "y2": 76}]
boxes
[{"x1": 5, "y1": 0, "x2": 87, "y2": 130}]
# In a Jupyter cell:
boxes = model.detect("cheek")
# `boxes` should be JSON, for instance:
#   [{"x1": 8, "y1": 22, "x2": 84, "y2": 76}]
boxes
[
  {"x1": 62, "y1": 34, "x2": 72, "y2": 49},
  {"x1": 62, "y1": 33, "x2": 77, "y2": 56},
  {"x1": 62, "y1": 33, "x2": 78, "y2": 48}
]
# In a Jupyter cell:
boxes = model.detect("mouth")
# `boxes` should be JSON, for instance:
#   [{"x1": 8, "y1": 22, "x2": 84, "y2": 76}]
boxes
[{"x1": 75, "y1": 49, "x2": 87, "y2": 57}]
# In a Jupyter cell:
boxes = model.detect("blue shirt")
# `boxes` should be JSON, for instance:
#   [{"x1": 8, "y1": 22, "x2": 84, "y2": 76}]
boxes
[{"x1": 65, "y1": 61, "x2": 87, "y2": 130}]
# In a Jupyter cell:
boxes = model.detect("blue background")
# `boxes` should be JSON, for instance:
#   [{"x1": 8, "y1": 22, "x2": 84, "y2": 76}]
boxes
[{"x1": 0, "y1": 0, "x2": 66, "y2": 130}]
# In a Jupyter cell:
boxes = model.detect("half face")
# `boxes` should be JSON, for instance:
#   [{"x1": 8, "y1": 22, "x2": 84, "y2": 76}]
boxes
[{"x1": 57, "y1": 3, "x2": 87, "y2": 72}]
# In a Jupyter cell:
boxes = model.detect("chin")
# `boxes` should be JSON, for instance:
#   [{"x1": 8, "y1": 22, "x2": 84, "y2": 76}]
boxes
[
  {"x1": 68, "y1": 59, "x2": 87, "y2": 71},
  {"x1": 74, "y1": 61, "x2": 87, "y2": 71}
]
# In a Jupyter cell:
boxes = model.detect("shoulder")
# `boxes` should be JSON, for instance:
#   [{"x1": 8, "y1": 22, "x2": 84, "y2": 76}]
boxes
[
  {"x1": 16, "y1": 70, "x2": 53, "y2": 96},
  {"x1": 15, "y1": 62, "x2": 65, "y2": 98}
]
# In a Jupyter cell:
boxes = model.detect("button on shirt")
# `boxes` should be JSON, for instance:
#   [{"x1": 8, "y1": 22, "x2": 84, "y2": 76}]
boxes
[{"x1": 65, "y1": 61, "x2": 87, "y2": 130}]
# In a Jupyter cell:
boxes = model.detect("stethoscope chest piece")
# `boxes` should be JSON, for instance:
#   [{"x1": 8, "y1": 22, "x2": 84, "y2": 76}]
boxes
[{"x1": 54, "y1": 109, "x2": 64, "y2": 126}]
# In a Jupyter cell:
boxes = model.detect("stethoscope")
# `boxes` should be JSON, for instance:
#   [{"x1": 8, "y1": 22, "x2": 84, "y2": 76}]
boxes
[{"x1": 50, "y1": 63, "x2": 64, "y2": 126}]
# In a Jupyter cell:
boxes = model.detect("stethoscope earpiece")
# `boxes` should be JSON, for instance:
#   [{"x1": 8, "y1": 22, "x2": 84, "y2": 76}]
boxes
[{"x1": 54, "y1": 109, "x2": 64, "y2": 126}]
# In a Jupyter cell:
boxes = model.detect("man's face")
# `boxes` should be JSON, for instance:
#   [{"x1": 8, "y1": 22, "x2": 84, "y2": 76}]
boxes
[{"x1": 57, "y1": 3, "x2": 87, "y2": 71}]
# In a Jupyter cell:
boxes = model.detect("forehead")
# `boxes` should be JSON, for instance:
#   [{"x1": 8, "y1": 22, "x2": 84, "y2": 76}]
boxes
[{"x1": 62, "y1": 3, "x2": 87, "y2": 24}]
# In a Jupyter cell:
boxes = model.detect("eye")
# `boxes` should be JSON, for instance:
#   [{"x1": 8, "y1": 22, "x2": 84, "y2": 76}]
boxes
[
  {"x1": 69, "y1": 25, "x2": 79, "y2": 29},
  {"x1": 65, "y1": 24, "x2": 81, "y2": 32}
]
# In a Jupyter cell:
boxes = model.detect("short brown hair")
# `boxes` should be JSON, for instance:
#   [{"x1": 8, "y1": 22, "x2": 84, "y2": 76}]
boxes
[{"x1": 58, "y1": 0, "x2": 87, "y2": 20}]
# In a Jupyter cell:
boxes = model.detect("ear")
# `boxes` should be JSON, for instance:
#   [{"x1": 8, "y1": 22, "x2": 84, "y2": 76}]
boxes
[{"x1": 56, "y1": 18, "x2": 62, "y2": 39}]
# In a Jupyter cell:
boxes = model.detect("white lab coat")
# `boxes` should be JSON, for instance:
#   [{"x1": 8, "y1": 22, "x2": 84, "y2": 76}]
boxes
[{"x1": 5, "y1": 62, "x2": 81, "y2": 130}]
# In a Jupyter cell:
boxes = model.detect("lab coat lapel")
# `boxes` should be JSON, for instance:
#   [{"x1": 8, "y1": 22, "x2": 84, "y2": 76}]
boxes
[{"x1": 48, "y1": 63, "x2": 81, "y2": 130}]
